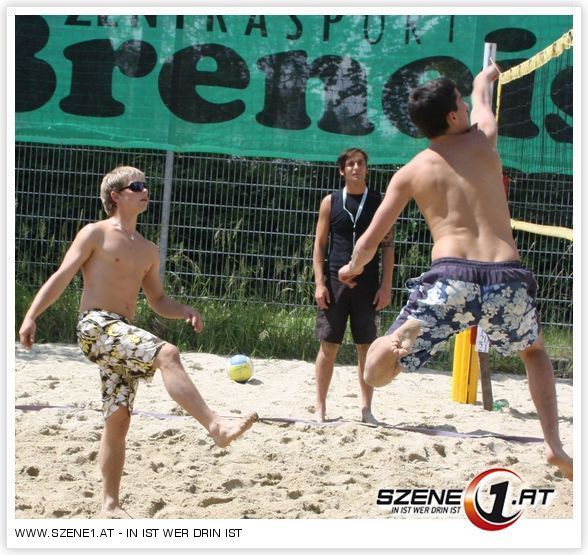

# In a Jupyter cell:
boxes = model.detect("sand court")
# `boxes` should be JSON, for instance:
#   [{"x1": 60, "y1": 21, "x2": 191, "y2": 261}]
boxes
[{"x1": 14, "y1": 343, "x2": 572, "y2": 520}]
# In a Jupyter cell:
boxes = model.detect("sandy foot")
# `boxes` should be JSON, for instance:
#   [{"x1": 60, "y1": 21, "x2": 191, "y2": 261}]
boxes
[
  {"x1": 99, "y1": 506, "x2": 133, "y2": 519},
  {"x1": 546, "y1": 443, "x2": 573, "y2": 481},
  {"x1": 209, "y1": 412, "x2": 258, "y2": 448},
  {"x1": 361, "y1": 408, "x2": 380, "y2": 425},
  {"x1": 390, "y1": 318, "x2": 421, "y2": 357}
]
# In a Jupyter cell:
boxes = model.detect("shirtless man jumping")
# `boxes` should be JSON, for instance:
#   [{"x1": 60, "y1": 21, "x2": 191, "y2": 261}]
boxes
[
  {"x1": 19, "y1": 166, "x2": 257, "y2": 517},
  {"x1": 338, "y1": 65, "x2": 573, "y2": 480}
]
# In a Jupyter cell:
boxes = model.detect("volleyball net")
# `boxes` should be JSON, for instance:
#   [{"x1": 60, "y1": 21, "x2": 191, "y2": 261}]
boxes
[{"x1": 496, "y1": 29, "x2": 573, "y2": 242}]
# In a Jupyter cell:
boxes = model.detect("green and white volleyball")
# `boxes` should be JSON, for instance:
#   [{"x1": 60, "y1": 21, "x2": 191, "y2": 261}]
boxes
[{"x1": 226, "y1": 355, "x2": 253, "y2": 383}]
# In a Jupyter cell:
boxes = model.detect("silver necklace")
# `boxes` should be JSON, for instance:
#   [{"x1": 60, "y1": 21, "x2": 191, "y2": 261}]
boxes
[{"x1": 113, "y1": 221, "x2": 136, "y2": 241}]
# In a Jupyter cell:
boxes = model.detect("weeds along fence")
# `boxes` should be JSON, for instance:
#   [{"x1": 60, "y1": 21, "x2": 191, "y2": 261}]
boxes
[{"x1": 15, "y1": 143, "x2": 572, "y2": 373}]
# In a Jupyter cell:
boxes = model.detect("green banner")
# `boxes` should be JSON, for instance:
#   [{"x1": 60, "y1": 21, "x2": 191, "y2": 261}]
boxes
[{"x1": 15, "y1": 14, "x2": 572, "y2": 172}]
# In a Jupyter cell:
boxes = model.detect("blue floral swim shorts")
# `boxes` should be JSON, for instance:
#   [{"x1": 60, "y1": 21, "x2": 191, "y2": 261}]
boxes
[
  {"x1": 76, "y1": 309, "x2": 165, "y2": 418},
  {"x1": 386, "y1": 258, "x2": 540, "y2": 372}
]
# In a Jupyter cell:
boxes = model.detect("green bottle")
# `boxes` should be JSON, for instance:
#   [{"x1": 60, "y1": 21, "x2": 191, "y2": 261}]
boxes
[{"x1": 492, "y1": 399, "x2": 509, "y2": 411}]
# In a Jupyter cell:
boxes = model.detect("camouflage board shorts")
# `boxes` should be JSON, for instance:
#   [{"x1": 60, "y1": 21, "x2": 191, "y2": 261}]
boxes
[
  {"x1": 76, "y1": 309, "x2": 165, "y2": 419},
  {"x1": 386, "y1": 258, "x2": 540, "y2": 372}
]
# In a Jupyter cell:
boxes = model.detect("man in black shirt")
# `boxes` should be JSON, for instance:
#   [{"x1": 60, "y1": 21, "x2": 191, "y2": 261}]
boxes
[{"x1": 312, "y1": 148, "x2": 394, "y2": 423}]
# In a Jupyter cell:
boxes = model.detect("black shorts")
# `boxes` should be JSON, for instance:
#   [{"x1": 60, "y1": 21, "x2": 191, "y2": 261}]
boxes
[{"x1": 316, "y1": 274, "x2": 380, "y2": 344}]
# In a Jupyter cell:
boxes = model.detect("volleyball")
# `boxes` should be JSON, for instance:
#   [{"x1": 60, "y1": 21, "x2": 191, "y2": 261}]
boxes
[{"x1": 227, "y1": 354, "x2": 254, "y2": 383}]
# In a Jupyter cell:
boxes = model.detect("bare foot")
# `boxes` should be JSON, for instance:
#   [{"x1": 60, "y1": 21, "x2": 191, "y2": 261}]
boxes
[
  {"x1": 315, "y1": 404, "x2": 326, "y2": 423},
  {"x1": 361, "y1": 407, "x2": 379, "y2": 425},
  {"x1": 390, "y1": 318, "x2": 421, "y2": 356},
  {"x1": 209, "y1": 412, "x2": 258, "y2": 448},
  {"x1": 546, "y1": 444, "x2": 573, "y2": 480},
  {"x1": 364, "y1": 319, "x2": 421, "y2": 388},
  {"x1": 99, "y1": 505, "x2": 133, "y2": 519}
]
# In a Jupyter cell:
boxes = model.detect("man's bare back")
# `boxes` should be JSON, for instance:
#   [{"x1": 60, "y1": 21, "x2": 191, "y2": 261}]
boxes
[
  {"x1": 403, "y1": 129, "x2": 519, "y2": 263},
  {"x1": 337, "y1": 67, "x2": 573, "y2": 481}
]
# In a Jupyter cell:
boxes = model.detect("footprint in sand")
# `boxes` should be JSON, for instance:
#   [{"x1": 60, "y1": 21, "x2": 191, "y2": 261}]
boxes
[
  {"x1": 88, "y1": 431, "x2": 102, "y2": 442},
  {"x1": 338, "y1": 434, "x2": 356, "y2": 446},
  {"x1": 77, "y1": 450, "x2": 98, "y2": 464},
  {"x1": 150, "y1": 461, "x2": 165, "y2": 473},
  {"x1": 407, "y1": 449, "x2": 429, "y2": 462},
  {"x1": 222, "y1": 478, "x2": 245, "y2": 491},
  {"x1": 25, "y1": 466, "x2": 40, "y2": 477},
  {"x1": 199, "y1": 496, "x2": 235, "y2": 508},
  {"x1": 485, "y1": 441, "x2": 509, "y2": 456},
  {"x1": 150, "y1": 428, "x2": 181, "y2": 440},
  {"x1": 258, "y1": 472, "x2": 283, "y2": 487},
  {"x1": 287, "y1": 490, "x2": 302, "y2": 500},
  {"x1": 39, "y1": 424, "x2": 62, "y2": 436},
  {"x1": 302, "y1": 501, "x2": 322, "y2": 514},
  {"x1": 53, "y1": 509, "x2": 71, "y2": 518},
  {"x1": 148, "y1": 498, "x2": 166, "y2": 517},
  {"x1": 432, "y1": 443, "x2": 447, "y2": 458}
]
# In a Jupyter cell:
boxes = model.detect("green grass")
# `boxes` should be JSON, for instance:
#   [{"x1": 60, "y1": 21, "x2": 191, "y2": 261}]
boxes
[{"x1": 14, "y1": 283, "x2": 573, "y2": 377}]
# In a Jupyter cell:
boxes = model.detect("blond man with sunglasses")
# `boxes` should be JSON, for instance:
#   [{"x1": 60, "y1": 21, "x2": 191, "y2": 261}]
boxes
[{"x1": 19, "y1": 166, "x2": 257, "y2": 518}]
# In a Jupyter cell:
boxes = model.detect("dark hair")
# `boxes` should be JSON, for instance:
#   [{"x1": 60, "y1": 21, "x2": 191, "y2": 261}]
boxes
[
  {"x1": 337, "y1": 148, "x2": 368, "y2": 172},
  {"x1": 408, "y1": 78, "x2": 458, "y2": 139}
]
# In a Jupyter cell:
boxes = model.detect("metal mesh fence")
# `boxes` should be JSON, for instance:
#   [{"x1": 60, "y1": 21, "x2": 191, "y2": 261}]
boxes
[{"x1": 15, "y1": 142, "x2": 572, "y2": 369}]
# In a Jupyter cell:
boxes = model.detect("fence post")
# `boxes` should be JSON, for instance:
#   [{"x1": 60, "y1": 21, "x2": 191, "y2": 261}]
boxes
[{"x1": 159, "y1": 150, "x2": 174, "y2": 283}]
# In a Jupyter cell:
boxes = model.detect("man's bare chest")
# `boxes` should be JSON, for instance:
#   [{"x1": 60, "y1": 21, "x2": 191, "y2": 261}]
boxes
[{"x1": 99, "y1": 236, "x2": 153, "y2": 276}]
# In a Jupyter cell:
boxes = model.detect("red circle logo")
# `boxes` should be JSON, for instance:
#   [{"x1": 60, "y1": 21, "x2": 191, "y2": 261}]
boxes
[{"x1": 464, "y1": 468, "x2": 524, "y2": 531}]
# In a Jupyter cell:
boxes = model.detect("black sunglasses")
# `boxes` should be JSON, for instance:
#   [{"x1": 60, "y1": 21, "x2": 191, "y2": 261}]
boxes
[{"x1": 121, "y1": 181, "x2": 146, "y2": 193}]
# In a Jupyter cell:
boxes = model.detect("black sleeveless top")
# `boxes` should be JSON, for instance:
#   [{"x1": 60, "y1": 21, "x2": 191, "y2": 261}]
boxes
[{"x1": 327, "y1": 188, "x2": 382, "y2": 279}]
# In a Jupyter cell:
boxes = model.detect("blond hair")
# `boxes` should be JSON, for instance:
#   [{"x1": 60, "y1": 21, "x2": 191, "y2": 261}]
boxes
[{"x1": 100, "y1": 166, "x2": 144, "y2": 216}]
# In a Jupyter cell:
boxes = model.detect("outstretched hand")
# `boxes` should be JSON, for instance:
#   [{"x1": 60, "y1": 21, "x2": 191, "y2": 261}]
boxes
[
  {"x1": 19, "y1": 317, "x2": 36, "y2": 350},
  {"x1": 183, "y1": 306, "x2": 204, "y2": 333}
]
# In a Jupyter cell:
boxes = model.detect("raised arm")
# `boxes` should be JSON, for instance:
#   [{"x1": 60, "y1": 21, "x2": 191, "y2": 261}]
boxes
[
  {"x1": 141, "y1": 248, "x2": 203, "y2": 332},
  {"x1": 339, "y1": 169, "x2": 411, "y2": 286},
  {"x1": 19, "y1": 224, "x2": 98, "y2": 348},
  {"x1": 312, "y1": 195, "x2": 332, "y2": 310},
  {"x1": 470, "y1": 63, "x2": 500, "y2": 144}
]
